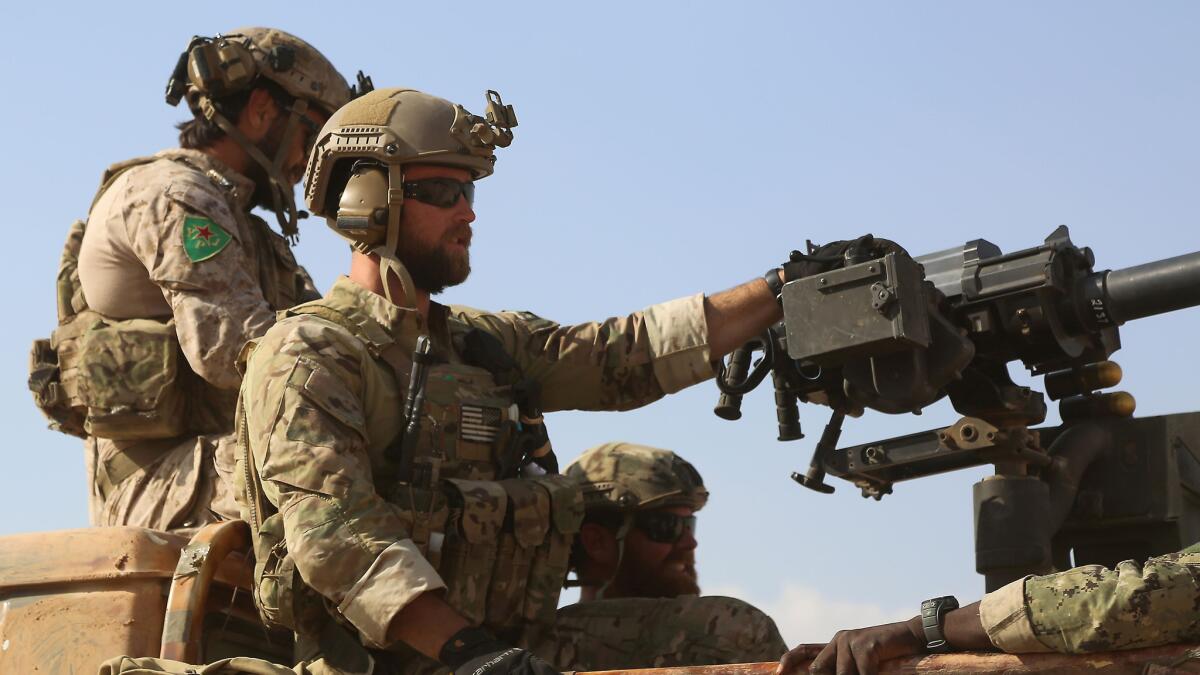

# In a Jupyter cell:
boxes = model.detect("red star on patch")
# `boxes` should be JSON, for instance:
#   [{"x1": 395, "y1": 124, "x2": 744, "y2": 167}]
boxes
[{"x1": 196, "y1": 225, "x2": 213, "y2": 240}]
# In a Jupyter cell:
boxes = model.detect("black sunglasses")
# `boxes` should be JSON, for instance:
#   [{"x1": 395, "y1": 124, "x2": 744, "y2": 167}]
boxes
[
  {"x1": 633, "y1": 512, "x2": 697, "y2": 544},
  {"x1": 403, "y1": 178, "x2": 475, "y2": 208}
]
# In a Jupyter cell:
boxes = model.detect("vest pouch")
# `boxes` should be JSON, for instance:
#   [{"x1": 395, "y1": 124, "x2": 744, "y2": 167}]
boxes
[
  {"x1": 250, "y1": 511, "x2": 295, "y2": 631},
  {"x1": 485, "y1": 479, "x2": 551, "y2": 636},
  {"x1": 519, "y1": 475, "x2": 584, "y2": 643},
  {"x1": 28, "y1": 336, "x2": 86, "y2": 437},
  {"x1": 388, "y1": 485, "x2": 449, "y2": 568},
  {"x1": 250, "y1": 512, "x2": 328, "y2": 636},
  {"x1": 439, "y1": 478, "x2": 506, "y2": 625},
  {"x1": 76, "y1": 318, "x2": 186, "y2": 440}
]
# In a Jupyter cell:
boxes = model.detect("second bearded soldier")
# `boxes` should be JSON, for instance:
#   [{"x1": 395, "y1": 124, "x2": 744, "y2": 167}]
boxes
[
  {"x1": 551, "y1": 442, "x2": 788, "y2": 669},
  {"x1": 236, "y1": 87, "x2": 792, "y2": 674},
  {"x1": 29, "y1": 28, "x2": 360, "y2": 531}
]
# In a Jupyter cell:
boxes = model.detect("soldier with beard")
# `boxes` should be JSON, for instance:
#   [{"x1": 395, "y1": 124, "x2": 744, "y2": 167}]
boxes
[
  {"x1": 30, "y1": 28, "x2": 359, "y2": 532},
  {"x1": 545, "y1": 442, "x2": 788, "y2": 669},
  {"x1": 233, "y1": 86, "x2": 795, "y2": 675}
]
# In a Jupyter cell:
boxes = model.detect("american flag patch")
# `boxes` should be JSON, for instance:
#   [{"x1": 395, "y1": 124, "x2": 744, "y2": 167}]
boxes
[{"x1": 461, "y1": 404, "x2": 503, "y2": 443}]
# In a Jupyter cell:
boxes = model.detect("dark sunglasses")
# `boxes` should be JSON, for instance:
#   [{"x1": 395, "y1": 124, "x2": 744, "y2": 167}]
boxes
[
  {"x1": 633, "y1": 512, "x2": 697, "y2": 544},
  {"x1": 403, "y1": 178, "x2": 475, "y2": 208}
]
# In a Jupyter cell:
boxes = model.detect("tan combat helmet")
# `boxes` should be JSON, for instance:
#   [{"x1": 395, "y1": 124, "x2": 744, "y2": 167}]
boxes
[
  {"x1": 565, "y1": 442, "x2": 709, "y2": 513},
  {"x1": 165, "y1": 28, "x2": 358, "y2": 240},
  {"x1": 303, "y1": 87, "x2": 517, "y2": 307}
]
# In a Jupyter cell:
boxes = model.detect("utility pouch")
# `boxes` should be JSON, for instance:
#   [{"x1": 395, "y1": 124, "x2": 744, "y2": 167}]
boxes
[
  {"x1": 389, "y1": 485, "x2": 448, "y2": 568},
  {"x1": 249, "y1": 512, "x2": 327, "y2": 637},
  {"x1": 74, "y1": 318, "x2": 186, "y2": 440},
  {"x1": 440, "y1": 478, "x2": 506, "y2": 625},
  {"x1": 485, "y1": 479, "x2": 550, "y2": 635},
  {"x1": 520, "y1": 475, "x2": 584, "y2": 640},
  {"x1": 28, "y1": 336, "x2": 85, "y2": 437}
]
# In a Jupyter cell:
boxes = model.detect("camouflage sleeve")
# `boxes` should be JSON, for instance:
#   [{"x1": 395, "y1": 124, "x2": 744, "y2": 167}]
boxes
[
  {"x1": 452, "y1": 294, "x2": 715, "y2": 412},
  {"x1": 979, "y1": 549, "x2": 1200, "y2": 654},
  {"x1": 545, "y1": 596, "x2": 787, "y2": 669},
  {"x1": 243, "y1": 317, "x2": 444, "y2": 647},
  {"x1": 125, "y1": 179, "x2": 275, "y2": 390}
]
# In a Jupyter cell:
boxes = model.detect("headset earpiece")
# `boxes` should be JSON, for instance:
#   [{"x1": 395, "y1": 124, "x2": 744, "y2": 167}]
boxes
[
  {"x1": 185, "y1": 38, "x2": 258, "y2": 99},
  {"x1": 335, "y1": 163, "x2": 391, "y2": 247}
]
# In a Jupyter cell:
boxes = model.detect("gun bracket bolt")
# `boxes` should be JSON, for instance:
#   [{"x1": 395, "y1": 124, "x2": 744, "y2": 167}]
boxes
[
  {"x1": 960, "y1": 424, "x2": 978, "y2": 442},
  {"x1": 864, "y1": 445, "x2": 886, "y2": 464}
]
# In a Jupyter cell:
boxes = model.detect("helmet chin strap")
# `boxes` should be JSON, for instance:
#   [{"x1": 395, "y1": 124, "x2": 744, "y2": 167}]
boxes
[
  {"x1": 594, "y1": 513, "x2": 633, "y2": 600},
  {"x1": 198, "y1": 95, "x2": 306, "y2": 242},
  {"x1": 371, "y1": 239, "x2": 418, "y2": 311},
  {"x1": 367, "y1": 167, "x2": 418, "y2": 310}
]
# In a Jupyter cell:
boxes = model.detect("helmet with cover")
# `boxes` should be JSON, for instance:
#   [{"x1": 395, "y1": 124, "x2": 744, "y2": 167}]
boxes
[
  {"x1": 224, "y1": 27, "x2": 352, "y2": 115},
  {"x1": 303, "y1": 87, "x2": 517, "y2": 306},
  {"x1": 565, "y1": 442, "x2": 709, "y2": 513},
  {"x1": 165, "y1": 27, "x2": 358, "y2": 239}
]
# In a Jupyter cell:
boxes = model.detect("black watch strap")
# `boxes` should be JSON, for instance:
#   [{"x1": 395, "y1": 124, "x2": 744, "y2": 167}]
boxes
[
  {"x1": 920, "y1": 595, "x2": 959, "y2": 653},
  {"x1": 764, "y1": 267, "x2": 785, "y2": 301}
]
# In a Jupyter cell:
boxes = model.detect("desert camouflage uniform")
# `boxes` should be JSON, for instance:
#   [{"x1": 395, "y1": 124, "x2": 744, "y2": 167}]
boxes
[
  {"x1": 541, "y1": 596, "x2": 788, "y2": 669},
  {"x1": 979, "y1": 542, "x2": 1200, "y2": 654},
  {"x1": 237, "y1": 277, "x2": 714, "y2": 673},
  {"x1": 78, "y1": 149, "x2": 318, "y2": 530}
]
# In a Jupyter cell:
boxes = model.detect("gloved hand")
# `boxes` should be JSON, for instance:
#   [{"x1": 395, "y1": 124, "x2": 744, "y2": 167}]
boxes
[
  {"x1": 453, "y1": 647, "x2": 559, "y2": 675},
  {"x1": 439, "y1": 626, "x2": 558, "y2": 675}
]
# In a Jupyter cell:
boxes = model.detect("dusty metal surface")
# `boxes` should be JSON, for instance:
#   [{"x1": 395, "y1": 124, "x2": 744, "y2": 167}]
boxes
[
  {"x1": 0, "y1": 580, "x2": 165, "y2": 674},
  {"x1": 0, "y1": 527, "x2": 186, "y2": 589},
  {"x1": 577, "y1": 643, "x2": 1200, "y2": 674}
]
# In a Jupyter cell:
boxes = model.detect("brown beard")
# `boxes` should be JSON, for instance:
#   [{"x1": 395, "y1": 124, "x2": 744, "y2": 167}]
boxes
[
  {"x1": 397, "y1": 224, "x2": 471, "y2": 295},
  {"x1": 617, "y1": 552, "x2": 701, "y2": 598}
]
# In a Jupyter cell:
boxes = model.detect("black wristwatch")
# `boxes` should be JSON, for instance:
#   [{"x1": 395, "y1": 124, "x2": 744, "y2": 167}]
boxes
[
  {"x1": 764, "y1": 267, "x2": 785, "y2": 302},
  {"x1": 920, "y1": 595, "x2": 959, "y2": 653}
]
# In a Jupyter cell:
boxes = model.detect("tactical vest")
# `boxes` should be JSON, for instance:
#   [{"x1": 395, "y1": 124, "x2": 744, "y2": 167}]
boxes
[
  {"x1": 238, "y1": 300, "x2": 583, "y2": 654},
  {"x1": 29, "y1": 155, "x2": 314, "y2": 441}
]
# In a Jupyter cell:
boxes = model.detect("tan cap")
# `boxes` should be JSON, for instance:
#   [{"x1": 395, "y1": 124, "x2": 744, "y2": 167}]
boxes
[{"x1": 565, "y1": 442, "x2": 709, "y2": 512}]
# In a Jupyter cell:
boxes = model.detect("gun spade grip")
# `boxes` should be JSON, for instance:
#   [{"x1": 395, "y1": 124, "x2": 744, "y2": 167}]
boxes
[
  {"x1": 714, "y1": 392, "x2": 744, "y2": 421},
  {"x1": 714, "y1": 344, "x2": 754, "y2": 420},
  {"x1": 772, "y1": 369, "x2": 803, "y2": 441}
]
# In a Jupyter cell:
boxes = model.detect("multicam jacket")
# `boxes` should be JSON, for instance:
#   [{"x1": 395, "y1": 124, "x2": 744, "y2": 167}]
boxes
[
  {"x1": 980, "y1": 543, "x2": 1200, "y2": 653},
  {"x1": 237, "y1": 277, "x2": 715, "y2": 653}
]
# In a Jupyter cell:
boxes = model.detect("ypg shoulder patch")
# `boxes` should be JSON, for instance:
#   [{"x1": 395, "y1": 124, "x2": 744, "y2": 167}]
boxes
[{"x1": 182, "y1": 215, "x2": 232, "y2": 262}]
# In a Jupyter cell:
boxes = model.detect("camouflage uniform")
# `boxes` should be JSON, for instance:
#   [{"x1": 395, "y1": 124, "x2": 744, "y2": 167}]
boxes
[
  {"x1": 28, "y1": 28, "x2": 354, "y2": 533},
  {"x1": 236, "y1": 277, "x2": 714, "y2": 673},
  {"x1": 979, "y1": 542, "x2": 1200, "y2": 654},
  {"x1": 552, "y1": 443, "x2": 788, "y2": 668},
  {"x1": 542, "y1": 596, "x2": 787, "y2": 669},
  {"x1": 77, "y1": 149, "x2": 319, "y2": 530}
]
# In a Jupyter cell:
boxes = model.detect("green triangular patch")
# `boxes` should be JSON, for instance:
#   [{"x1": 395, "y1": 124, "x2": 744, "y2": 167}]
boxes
[{"x1": 182, "y1": 216, "x2": 232, "y2": 262}]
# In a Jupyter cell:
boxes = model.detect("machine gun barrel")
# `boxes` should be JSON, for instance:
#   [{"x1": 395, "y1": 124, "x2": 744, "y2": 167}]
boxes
[{"x1": 1086, "y1": 250, "x2": 1200, "y2": 326}]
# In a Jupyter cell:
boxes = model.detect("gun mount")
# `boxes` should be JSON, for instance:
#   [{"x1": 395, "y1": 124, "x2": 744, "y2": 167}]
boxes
[{"x1": 716, "y1": 226, "x2": 1200, "y2": 589}]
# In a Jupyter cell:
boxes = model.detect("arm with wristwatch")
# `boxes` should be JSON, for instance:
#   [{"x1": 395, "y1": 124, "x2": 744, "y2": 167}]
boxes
[
  {"x1": 781, "y1": 545, "x2": 1200, "y2": 674},
  {"x1": 777, "y1": 596, "x2": 992, "y2": 675}
]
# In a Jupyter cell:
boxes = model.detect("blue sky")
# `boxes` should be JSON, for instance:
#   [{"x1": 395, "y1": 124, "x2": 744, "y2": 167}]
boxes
[{"x1": 2, "y1": 1, "x2": 1198, "y2": 645}]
